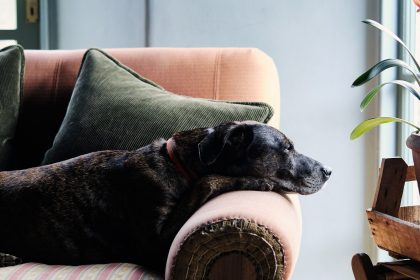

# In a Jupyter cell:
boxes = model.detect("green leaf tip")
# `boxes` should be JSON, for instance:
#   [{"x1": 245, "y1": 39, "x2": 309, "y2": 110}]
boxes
[
  {"x1": 359, "y1": 80, "x2": 420, "y2": 112},
  {"x1": 350, "y1": 117, "x2": 420, "y2": 140},
  {"x1": 352, "y1": 59, "x2": 420, "y2": 87},
  {"x1": 361, "y1": 19, "x2": 420, "y2": 72}
]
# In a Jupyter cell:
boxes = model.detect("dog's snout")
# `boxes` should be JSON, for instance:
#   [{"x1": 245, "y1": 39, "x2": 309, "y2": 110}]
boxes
[{"x1": 321, "y1": 167, "x2": 332, "y2": 178}]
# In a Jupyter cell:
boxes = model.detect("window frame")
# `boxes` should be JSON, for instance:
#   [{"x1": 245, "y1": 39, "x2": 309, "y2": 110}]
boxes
[{"x1": 376, "y1": 0, "x2": 417, "y2": 262}]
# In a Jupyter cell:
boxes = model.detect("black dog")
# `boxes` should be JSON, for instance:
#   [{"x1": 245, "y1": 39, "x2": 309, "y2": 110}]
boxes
[{"x1": 0, "y1": 121, "x2": 331, "y2": 272}]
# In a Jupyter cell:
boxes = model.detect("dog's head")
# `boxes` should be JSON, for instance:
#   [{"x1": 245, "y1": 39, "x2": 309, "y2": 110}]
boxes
[{"x1": 198, "y1": 121, "x2": 331, "y2": 194}]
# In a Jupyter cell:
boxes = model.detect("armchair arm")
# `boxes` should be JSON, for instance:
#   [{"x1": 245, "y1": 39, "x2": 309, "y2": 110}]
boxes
[{"x1": 165, "y1": 191, "x2": 302, "y2": 280}]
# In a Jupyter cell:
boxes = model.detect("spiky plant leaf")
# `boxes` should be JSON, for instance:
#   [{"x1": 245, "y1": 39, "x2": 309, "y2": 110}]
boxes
[
  {"x1": 352, "y1": 58, "x2": 420, "y2": 87},
  {"x1": 350, "y1": 117, "x2": 420, "y2": 140},
  {"x1": 360, "y1": 80, "x2": 420, "y2": 111},
  {"x1": 363, "y1": 19, "x2": 420, "y2": 71}
]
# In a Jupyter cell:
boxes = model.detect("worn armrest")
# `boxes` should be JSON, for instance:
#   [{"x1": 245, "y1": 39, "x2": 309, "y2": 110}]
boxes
[{"x1": 165, "y1": 191, "x2": 301, "y2": 280}]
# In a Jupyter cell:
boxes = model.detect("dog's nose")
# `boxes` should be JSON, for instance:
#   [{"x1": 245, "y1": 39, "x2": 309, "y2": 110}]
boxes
[{"x1": 321, "y1": 167, "x2": 332, "y2": 178}]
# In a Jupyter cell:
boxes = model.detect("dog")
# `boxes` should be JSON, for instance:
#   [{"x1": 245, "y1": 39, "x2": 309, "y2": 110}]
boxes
[{"x1": 0, "y1": 121, "x2": 331, "y2": 272}]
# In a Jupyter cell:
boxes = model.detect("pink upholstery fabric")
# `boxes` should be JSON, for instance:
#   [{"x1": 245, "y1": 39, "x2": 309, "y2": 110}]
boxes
[
  {"x1": 165, "y1": 191, "x2": 302, "y2": 280},
  {"x1": 0, "y1": 263, "x2": 160, "y2": 279}
]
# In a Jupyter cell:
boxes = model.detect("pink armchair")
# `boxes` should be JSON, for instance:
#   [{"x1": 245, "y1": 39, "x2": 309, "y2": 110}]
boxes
[{"x1": 9, "y1": 48, "x2": 301, "y2": 279}]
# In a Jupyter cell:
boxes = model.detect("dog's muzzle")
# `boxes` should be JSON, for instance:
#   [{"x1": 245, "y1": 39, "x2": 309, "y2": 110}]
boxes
[{"x1": 321, "y1": 166, "x2": 332, "y2": 179}]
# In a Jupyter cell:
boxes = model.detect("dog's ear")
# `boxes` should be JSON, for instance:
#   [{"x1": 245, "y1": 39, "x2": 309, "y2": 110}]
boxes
[
  {"x1": 198, "y1": 129, "x2": 223, "y2": 165},
  {"x1": 224, "y1": 125, "x2": 254, "y2": 148},
  {"x1": 198, "y1": 125, "x2": 254, "y2": 165}
]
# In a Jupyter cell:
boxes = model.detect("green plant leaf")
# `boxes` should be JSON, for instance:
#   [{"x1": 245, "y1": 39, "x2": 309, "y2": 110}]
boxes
[
  {"x1": 363, "y1": 19, "x2": 420, "y2": 72},
  {"x1": 352, "y1": 58, "x2": 420, "y2": 87},
  {"x1": 360, "y1": 80, "x2": 420, "y2": 111},
  {"x1": 350, "y1": 117, "x2": 420, "y2": 140}
]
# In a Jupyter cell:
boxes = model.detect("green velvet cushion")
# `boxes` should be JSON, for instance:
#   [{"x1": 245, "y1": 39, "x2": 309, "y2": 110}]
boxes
[
  {"x1": 0, "y1": 45, "x2": 24, "y2": 170},
  {"x1": 42, "y1": 48, "x2": 273, "y2": 164}
]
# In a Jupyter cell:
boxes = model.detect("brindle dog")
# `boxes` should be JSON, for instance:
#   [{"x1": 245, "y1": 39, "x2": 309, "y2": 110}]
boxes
[{"x1": 0, "y1": 121, "x2": 331, "y2": 272}]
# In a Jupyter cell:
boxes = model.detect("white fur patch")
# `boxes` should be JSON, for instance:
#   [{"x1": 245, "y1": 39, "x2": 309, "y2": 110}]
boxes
[{"x1": 206, "y1": 128, "x2": 215, "y2": 134}]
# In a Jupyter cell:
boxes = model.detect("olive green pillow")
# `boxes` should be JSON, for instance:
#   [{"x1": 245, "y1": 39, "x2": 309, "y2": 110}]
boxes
[
  {"x1": 0, "y1": 45, "x2": 24, "y2": 170},
  {"x1": 42, "y1": 48, "x2": 273, "y2": 164}
]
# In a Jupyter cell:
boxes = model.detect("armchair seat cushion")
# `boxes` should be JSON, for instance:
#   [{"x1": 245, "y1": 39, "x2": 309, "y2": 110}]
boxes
[{"x1": 0, "y1": 263, "x2": 162, "y2": 279}]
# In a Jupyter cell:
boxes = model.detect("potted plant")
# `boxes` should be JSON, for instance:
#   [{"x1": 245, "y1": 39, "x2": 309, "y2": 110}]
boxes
[{"x1": 351, "y1": 19, "x2": 420, "y2": 189}]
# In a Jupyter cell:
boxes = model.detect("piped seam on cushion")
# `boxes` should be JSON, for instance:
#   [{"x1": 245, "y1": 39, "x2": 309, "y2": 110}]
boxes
[
  {"x1": 82, "y1": 48, "x2": 165, "y2": 90},
  {"x1": 213, "y1": 50, "x2": 222, "y2": 100},
  {"x1": 52, "y1": 59, "x2": 63, "y2": 111}
]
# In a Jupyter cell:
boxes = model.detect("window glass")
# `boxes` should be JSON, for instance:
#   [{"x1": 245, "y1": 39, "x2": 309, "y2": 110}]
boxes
[
  {"x1": 412, "y1": 10, "x2": 420, "y2": 205},
  {"x1": 0, "y1": 0, "x2": 17, "y2": 30},
  {"x1": 0, "y1": 39, "x2": 17, "y2": 48}
]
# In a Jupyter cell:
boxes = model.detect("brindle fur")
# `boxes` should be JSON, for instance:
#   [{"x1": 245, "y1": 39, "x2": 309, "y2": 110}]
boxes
[{"x1": 0, "y1": 121, "x2": 331, "y2": 272}]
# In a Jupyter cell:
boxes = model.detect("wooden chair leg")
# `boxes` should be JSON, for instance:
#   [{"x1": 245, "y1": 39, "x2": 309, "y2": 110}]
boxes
[{"x1": 352, "y1": 253, "x2": 377, "y2": 280}]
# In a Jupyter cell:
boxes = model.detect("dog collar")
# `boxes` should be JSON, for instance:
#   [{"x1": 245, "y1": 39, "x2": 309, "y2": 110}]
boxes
[{"x1": 166, "y1": 137, "x2": 197, "y2": 182}]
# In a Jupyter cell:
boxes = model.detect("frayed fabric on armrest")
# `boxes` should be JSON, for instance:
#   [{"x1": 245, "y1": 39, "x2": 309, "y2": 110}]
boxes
[{"x1": 165, "y1": 191, "x2": 301, "y2": 280}]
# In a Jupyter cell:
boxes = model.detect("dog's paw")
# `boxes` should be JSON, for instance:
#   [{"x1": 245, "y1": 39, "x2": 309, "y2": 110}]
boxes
[
  {"x1": 256, "y1": 178, "x2": 275, "y2": 191},
  {"x1": 0, "y1": 253, "x2": 22, "y2": 267}
]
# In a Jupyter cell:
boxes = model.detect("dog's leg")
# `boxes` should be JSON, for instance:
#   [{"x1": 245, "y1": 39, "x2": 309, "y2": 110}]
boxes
[
  {"x1": 189, "y1": 176, "x2": 280, "y2": 204},
  {"x1": 159, "y1": 176, "x2": 286, "y2": 240}
]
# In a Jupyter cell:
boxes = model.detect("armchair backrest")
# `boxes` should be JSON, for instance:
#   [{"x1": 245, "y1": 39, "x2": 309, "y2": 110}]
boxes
[{"x1": 17, "y1": 48, "x2": 280, "y2": 168}]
